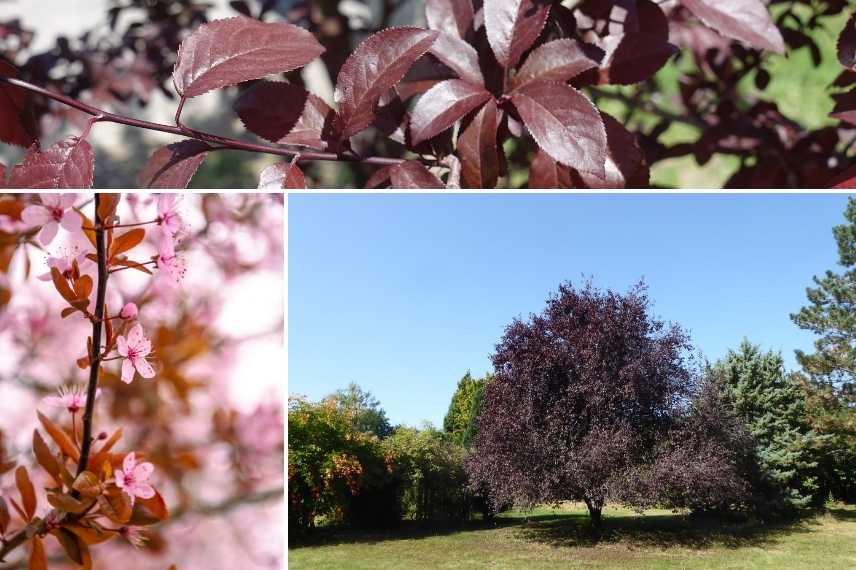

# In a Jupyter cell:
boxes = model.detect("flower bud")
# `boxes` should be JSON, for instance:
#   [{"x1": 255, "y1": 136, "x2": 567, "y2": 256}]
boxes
[
  {"x1": 98, "y1": 431, "x2": 108, "y2": 440},
  {"x1": 120, "y1": 302, "x2": 138, "y2": 319}
]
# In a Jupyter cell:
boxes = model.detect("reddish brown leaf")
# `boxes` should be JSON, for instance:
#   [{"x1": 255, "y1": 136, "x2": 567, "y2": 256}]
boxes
[
  {"x1": 38, "y1": 411, "x2": 80, "y2": 462},
  {"x1": 429, "y1": 32, "x2": 484, "y2": 87},
  {"x1": 425, "y1": 0, "x2": 474, "y2": 39},
  {"x1": 54, "y1": 527, "x2": 85, "y2": 565},
  {"x1": 334, "y1": 27, "x2": 439, "y2": 140},
  {"x1": 625, "y1": 0, "x2": 671, "y2": 40},
  {"x1": 29, "y1": 535, "x2": 46, "y2": 570},
  {"x1": 65, "y1": 523, "x2": 114, "y2": 546},
  {"x1": 0, "y1": 496, "x2": 9, "y2": 535},
  {"x1": 457, "y1": 98, "x2": 499, "y2": 188},
  {"x1": 512, "y1": 38, "x2": 600, "y2": 90},
  {"x1": 484, "y1": 0, "x2": 552, "y2": 69},
  {"x1": 97, "y1": 193, "x2": 121, "y2": 221},
  {"x1": 139, "y1": 140, "x2": 210, "y2": 188},
  {"x1": 137, "y1": 489, "x2": 169, "y2": 521},
  {"x1": 33, "y1": 430, "x2": 61, "y2": 483},
  {"x1": 390, "y1": 161, "x2": 445, "y2": 188},
  {"x1": 598, "y1": 33, "x2": 678, "y2": 85},
  {"x1": 15, "y1": 466, "x2": 36, "y2": 520},
  {"x1": 682, "y1": 0, "x2": 785, "y2": 54},
  {"x1": 9, "y1": 138, "x2": 94, "y2": 189},
  {"x1": 528, "y1": 149, "x2": 573, "y2": 188},
  {"x1": 50, "y1": 266, "x2": 78, "y2": 306},
  {"x1": 234, "y1": 81, "x2": 334, "y2": 150},
  {"x1": 411, "y1": 80, "x2": 492, "y2": 145},
  {"x1": 510, "y1": 80, "x2": 607, "y2": 177},
  {"x1": 172, "y1": 16, "x2": 324, "y2": 98},
  {"x1": 0, "y1": 61, "x2": 36, "y2": 148},
  {"x1": 839, "y1": 11, "x2": 856, "y2": 71},
  {"x1": 110, "y1": 228, "x2": 145, "y2": 257},
  {"x1": 257, "y1": 160, "x2": 306, "y2": 189}
]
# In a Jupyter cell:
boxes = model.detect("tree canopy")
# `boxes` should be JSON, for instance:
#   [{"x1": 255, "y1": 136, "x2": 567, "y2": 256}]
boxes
[{"x1": 467, "y1": 281, "x2": 704, "y2": 527}]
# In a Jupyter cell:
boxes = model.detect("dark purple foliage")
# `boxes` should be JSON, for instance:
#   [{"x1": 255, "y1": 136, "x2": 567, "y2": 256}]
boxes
[{"x1": 467, "y1": 282, "x2": 753, "y2": 525}]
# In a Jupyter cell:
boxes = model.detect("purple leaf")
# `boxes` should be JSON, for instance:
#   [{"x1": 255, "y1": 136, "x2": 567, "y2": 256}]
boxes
[
  {"x1": 425, "y1": 0, "x2": 475, "y2": 39},
  {"x1": 457, "y1": 98, "x2": 499, "y2": 188},
  {"x1": 830, "y1": 163, "x2": 856, "y2": 189},
  {"x1": 365, "y1": 165, "x2": 394, "y2": 189},
  {"x1": 390, "y1": 160, "x2": 445, "y2": 188},
  {"x1": 9, "y1": 138, "x2": 94, "y2": 189},
  {"x1": 138, "y1": 140, "x2": 210, "y2": 189},
  {"x1": 234, "y1": 81, "x2": 334, "y2": 150},
  {"x1": 258, "y1": 159, "x2": 306, "y2": 189},
  {"x1": 430, "y1": 32, "x2": 485, "y2": 87},
  {"x1": 839, "y1": 11, "x2": 856, "y2": 71},
  {"x1": 484, "y1": 0, "x2": 552, "y2": 69},
  {"x1": 334, "y1": 27, "x2": 439, "y2": 140},
  {"x1": 528, "y1": 149, "x2": 573, "y2": 188},
  {"x1": 572, "y1": 112, "x2": 649, "y2": 188},
  {"x1": 512, "y1": 38, "x2": 600, "y2": 90},
  {"x1": 681, "y1": 0, "x2": 785, "y2": 54},
  {"x1": 832, "y1": 88, "x2": 856, "y2": 125},
  {"x1": 173, "y1": 16, "x2": 325, "y2": 98},
  {"x1": 510, "y1": 80, "x2": 607, "y2": 177},
  {"x1": 410, "y1": 79, "x2": 492, "y2": 145},
  {"x1": 0, "y1": 60, "x2": 37, "y2": 148},
  {"x1": 598, "y1": 33, "x2": 678, "y2": 85}
]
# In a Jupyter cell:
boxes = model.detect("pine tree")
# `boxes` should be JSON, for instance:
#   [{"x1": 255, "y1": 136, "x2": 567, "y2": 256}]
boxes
[
  {"x1": 712, "y1": 341, "x2": 820, "y2": 508},
  {"x1": 791, "y1": 197, "x2": 856, "y2": 398}
]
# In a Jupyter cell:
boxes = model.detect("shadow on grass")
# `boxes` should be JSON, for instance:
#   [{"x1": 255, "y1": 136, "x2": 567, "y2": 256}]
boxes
[
  {"x1": 517, "y1": 510, "x2": 816, "y2": 550},
  {"x1": 828, "y1": 507, "x2": 856, "y2": 522},
  {"x1": 289, "y1": 518, "x2": 515, "y2": 549}
]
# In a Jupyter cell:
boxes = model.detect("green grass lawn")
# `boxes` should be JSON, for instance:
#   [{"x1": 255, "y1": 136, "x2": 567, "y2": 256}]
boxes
[{"x1": 289, "y1": 502, "x2": 856, "y2": 569}]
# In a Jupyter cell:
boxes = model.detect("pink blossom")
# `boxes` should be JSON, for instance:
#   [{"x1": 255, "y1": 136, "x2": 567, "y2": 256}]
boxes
[
  {"x1": 116, "y1": 324, "x2": 155, "y2": 383},
  {"x1": 118, "y1": 525, "x2": 148, "y2": 548},
  {"x1": 120, "y1": 302, "x2": 138, "y2": 319},
  {"x1": 157, "y1": 194, "x2": 183, "y2": 237},
  {"x1": 157, "y1": 235, "x2": 187, "y2": 285},
  {"x1": 114, "y1": 452, "x2": 155, "y2": 505},
  {"x1": 43, "y1": 385, "x2": 101, "y2": 414},
  {"x1": 37, "y1": 248, "x2": 92, "y2": 282},
  {"x1": 21, "y1": 194, "x2": 82, "y2": 246}
]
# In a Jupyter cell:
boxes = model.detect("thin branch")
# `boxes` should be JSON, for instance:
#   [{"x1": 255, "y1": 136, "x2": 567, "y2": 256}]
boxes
[
  {"x1": 75, "y1": 194, "x2": 109, "y2": 484},
  {"x1": 0, "y1": 76, "x2": 405, "y2": 167}
]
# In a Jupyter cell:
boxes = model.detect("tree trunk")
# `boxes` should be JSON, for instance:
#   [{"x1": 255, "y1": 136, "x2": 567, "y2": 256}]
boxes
[{"x1": 583, "y1": 497, "x2": 604, "y2": 536}]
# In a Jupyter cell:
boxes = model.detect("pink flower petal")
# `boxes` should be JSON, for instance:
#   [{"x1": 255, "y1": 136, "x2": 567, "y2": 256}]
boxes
[
  {"x1": 123, "y1": 452, "x2": 136, "y2": 473},
  {"x1": 21, "y1": 205, "x2": 51, "y2": 226},
  {"x1": 60, "y1": 209, "x2": 82, "y2": 232},
  {"x1": 40, "y1": 193, "x2": 60, "y2": 207},
  {"x1": 127, "y1": 323, "x2": 144, "y2": 347},
  {"x1": 121, "y1": 358, "x2": 135, "y2": 383},
  {"x1": 133, "y1": 462, "x2": 154, "y2": 480},
  {"x1": 59, "y1": 193, "x2": 78, "y2": 209},
  {"x1": 115, "y1": 469, "x2": 126, "y2": 489},
  {"x1": 38, "y1": 222, "x2": 59, "y2": 246},
  {"x1": 135, "y1": 484, "x2": 156, "y2": 500},
  {"x1": 133, "y1": 357, "x2": 155, "y2": 379},
  {"x1": 116, "y1": 335, "x2": 129, "y2": 357}
]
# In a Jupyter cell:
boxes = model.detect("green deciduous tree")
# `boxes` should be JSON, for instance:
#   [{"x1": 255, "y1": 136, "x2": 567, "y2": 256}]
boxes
[
  {"x1": 327, "y1": 382, "x2": 394, "y2": 438},
  {"x1": 712, "y1": 341, "x2": 820, "y2": 508}
]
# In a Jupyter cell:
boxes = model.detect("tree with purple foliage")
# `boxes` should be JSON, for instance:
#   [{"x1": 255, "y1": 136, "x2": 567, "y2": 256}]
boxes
[
  {"x1": 467, "y1": 281, "x2": 757, "y2": 531},
  {"x1": 468, "y1": 281, "x2": 688, "y2": 528}
]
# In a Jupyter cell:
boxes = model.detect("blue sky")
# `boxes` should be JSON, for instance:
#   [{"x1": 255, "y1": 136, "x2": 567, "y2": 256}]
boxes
[{"x1": 289, "y1": 194, "x2": 852, "y2": 427}]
